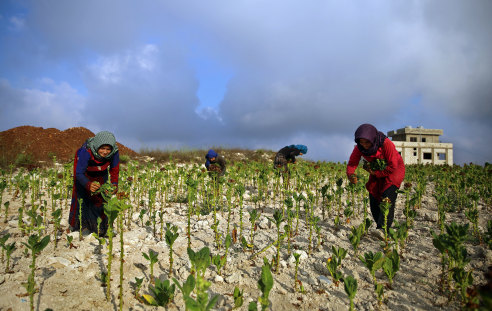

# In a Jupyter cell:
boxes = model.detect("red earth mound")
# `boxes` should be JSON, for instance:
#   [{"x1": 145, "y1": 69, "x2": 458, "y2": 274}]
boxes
[{"x1": 0, "y1": 126, "x2": 138, "y2": 164}]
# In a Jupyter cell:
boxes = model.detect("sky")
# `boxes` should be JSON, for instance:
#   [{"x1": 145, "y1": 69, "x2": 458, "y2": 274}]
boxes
[{"x1": 0, "y1": 0, "x2": 491, "y2": 165}]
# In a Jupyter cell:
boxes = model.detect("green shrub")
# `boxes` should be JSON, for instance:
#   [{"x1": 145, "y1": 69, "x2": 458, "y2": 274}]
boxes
[
  {"x1": 15, "y1": 153, "x2": 34, "y2": 167},
  {"x1": 119, "y1": 154, "x2": 130, "y2": 164}
]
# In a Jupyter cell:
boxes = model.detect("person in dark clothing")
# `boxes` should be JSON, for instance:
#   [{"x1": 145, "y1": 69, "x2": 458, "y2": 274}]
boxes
[
  {"x1": 205, "y1": 149, "x2": 226, "y2": 177},
  {"x1": 346, "y1": 124, "x2": 405, "y2": 234},
  {"x1": 68, "y1": 131, "x2": 120, "y2": 236},
  {"x1": 274, "y1": 144, "x2": 308, "y2": 173}
]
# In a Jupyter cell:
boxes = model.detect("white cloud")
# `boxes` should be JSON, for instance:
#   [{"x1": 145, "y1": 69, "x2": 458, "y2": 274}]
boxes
[{"x1": 0, "y1": 79, "x2": 85, "y2": 130}]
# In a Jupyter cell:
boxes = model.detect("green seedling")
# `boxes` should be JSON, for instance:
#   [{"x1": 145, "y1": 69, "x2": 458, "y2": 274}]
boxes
[
  {"x1": 233, "y1": 286, "x2": 244, "y2": 309},
  {"x1": 389, "y1": 221, "x2": 408, "y2": 254},
  {"x1": 212, "y1": 253, "x2": 227, "y2": 276},
  {"x1": 5, "y1": 242, "x2": 16, "y2": 273},
  {"x1": 257, "y1": 262, "x2": 274, "y2": 311},
  {"x1": 241, "y1": 236, "x2": 254, "y2": 250},
  {"x1": 248, "y1": 209, "x2": 261, "y2": 252},
  {"x1": 22, "y1": 234, "x2": 50, "y2": 311},
  {"x1": 96, "y1": 217, "x2": 102, "y2": 238},
  {"x1": 143, "y1": 249, "x2": 159, "y2": 284},
  {"x1": 103, "y1": 196, "x2": 129, "y2": 303},
  {"x1": 92, "y1": 233, "x2": 106, "y2": 246},
  {"x1": 3, "y1": 201, "x2": 10, "y2": 223},
  {"x1": 267, "y1": 209, "x2": 284, "y2": 273},
  {"x1": 0, "y1": 233, "x2": 10, "y2": 263},
  {"x1": 66, "y1": 235, "x2": 76, "y2": 249},
  {"x1": 344, "y1": 206, "x2": 353, "y2": 224},
  {"x1": 349, "y1": 224, "x2": 364, "y2": 255},
  {"x1": 359, "y1": 251, "x2": 384, "y2": 285},
  {"x1": 51, "y1": 208, "x2": 62, "y2": 249},
  {"x1": 165, "y1": 223, "x2": 179, "y2": 277},
  {"x1": 235, "y1": 184, "x2": 246, "y2": 239},
  {"x1": 343, "y1": 275, "x2": 358, "y2": 311},
  {"x1": 142, "y1": 278, "x2": 176, "y2": 307},
  {"x1": 375, "y1": 282, "x2": 384, "y2": 305},
  {"x1": 382, "y1": 249, "x2": 400, "y2": 288},
  {"x1": 138, "y1": 209, "x2": 147, "y2": 227},
  {"x1": 380, "y1": 197, "x2": 392, "y2": 247},
  {"x1": 485, "y1": 220, "x2": 492, "y2": 250},
  {"x1": 326, "y1": 245, "x2": 347, "y2": 286},
  {"x1": 432, "y1": 221, "x2": 470, "y2": 295},
  {"x1": 133, "y1": 277, "x2": 144, "y2": 301},
  {"x1": 78, "y1": 198, "x2": 83, "y2": 241},
  {"x1": 224, "y1": 234, "x2": 232, "y2": 269},
  {"x1": 179, "y1": 246, "x2": 219, "y2": 311},
  {"x1": 451, "y1": 265, "x2": 474, "y2": 304},
  {"x1": 293, "y1": 252, "x2": 301, "y2": 292},
  {"x1": 172, "y1": 274, "x2": 196, "y2": 301}
]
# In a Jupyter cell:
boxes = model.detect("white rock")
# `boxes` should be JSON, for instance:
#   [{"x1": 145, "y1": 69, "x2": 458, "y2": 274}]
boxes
[
  {"x1": 258, "y1": 217, "x2": 271, "y2": 229},
  {"x1": 13, "y1": 271, "x2": 27, "y2": 281},
  {"x1": 47, "y1": 256, "x2": 71, "y2": 267},
  {"x1": 280, "y1": 260, "x2": 287, "y2": 268},
  {"x1": 336, "y1": 230, "x2": 347, "y2": 238},
  {"x1": 214, "y1": 275, "x2": 224, "y2": 283},
  {"x1": 74, "y1": 251, "x2": 86, "y2": 262},
  {"x1": 225, "y1": 273, "x2": 241, "y2": 284},
  {"x1": 325, "y1": 232, "x2": 337, "y2": 241},
  {"x1": 287, "y1": 251, "x2": 308, "y2": 265},
  {"x1": 318, "y1": 275, "x2": 332, "y2": 286}
]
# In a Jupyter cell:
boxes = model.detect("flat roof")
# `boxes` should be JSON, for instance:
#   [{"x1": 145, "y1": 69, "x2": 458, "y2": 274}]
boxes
[{"x1": 388, "y1": 127, "x2": 443, "y2": 136}]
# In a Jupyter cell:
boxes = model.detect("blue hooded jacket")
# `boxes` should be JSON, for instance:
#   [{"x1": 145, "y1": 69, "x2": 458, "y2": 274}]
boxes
[
  {"x1": 205, "y1": 149, "x2": 218, "y2": 168},
  {"x1": 289, "y1": 144, "x2": 308, "y2": 154}
]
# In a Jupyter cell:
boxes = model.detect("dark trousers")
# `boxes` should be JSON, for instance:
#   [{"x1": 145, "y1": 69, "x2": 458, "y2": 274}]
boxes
[{"x1": 369, "y1": 185, "x2": 398, "y2": 230}]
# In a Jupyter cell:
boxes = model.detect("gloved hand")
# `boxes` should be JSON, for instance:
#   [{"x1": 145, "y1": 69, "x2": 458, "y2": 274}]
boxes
[
  {"x1": 362, "y1": 161, "x2": 374, "y2": 175},
  {"x1": 348, "y1": 174, "x2": 358, "y2": 184}
]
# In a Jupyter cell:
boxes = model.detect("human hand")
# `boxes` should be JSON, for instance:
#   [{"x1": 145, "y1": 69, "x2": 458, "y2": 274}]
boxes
[
  {"x1": 349, "y1": 174, "x2": 358, "y2": 184},
  {"x1": 90, "y1": 181, "x2": 101, "y2": 193}
]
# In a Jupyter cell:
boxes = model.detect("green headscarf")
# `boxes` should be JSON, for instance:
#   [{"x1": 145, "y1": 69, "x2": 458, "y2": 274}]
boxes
[{"x1": 87, "y1": 131, "x2": 119, "y2": 160}]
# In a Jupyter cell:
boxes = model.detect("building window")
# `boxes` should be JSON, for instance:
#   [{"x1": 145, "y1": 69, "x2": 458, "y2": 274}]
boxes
[
  {"x1": 413, "y1": 152, "x2": 417, "y2": 156},
  {"x1": 423, "y1": 152, "x2": 432, "y2": 160},
  {"x1": 422, "y1": 138, "x2": 426, "y2": 142},
  {"x1": 410, "y1": 137, "x2": 417, "y2": 142},
  {"x1": 413, "y1": 148, "x2": 417, "y2": 151},
  {"x1": 437, "y1": 153, "x2": 446, "y2": 160}
]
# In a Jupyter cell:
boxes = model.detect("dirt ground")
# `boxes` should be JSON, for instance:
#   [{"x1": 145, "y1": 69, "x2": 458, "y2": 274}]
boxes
[{"x1": 0, "y1": 168, "x2": 490, "y2": 311}]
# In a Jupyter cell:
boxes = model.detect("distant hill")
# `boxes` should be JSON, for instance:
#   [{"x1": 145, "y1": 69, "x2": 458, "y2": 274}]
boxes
[{"x1": 0, "y1": 126, "x2": 138, "y2": 166}]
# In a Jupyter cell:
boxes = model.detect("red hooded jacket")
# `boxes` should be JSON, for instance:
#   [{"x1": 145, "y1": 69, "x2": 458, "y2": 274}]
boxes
[{"x1": 346, "y1": 138, "x2": 405, "y2": 200}]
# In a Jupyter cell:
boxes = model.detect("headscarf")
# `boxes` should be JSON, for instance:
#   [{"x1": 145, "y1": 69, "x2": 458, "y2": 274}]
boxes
[
  {"x1": 354, "y1": 124, "x2": 386, "y2": 156},
  {"x1": 87, "y1": 131, "x2": 119, "y2": 160},
  {"x1": 288, "y1": 145, "x2": 308, "y2": 154},
  {"x1": 205, "y1": 149, "x2": 218, "y2": 168}
]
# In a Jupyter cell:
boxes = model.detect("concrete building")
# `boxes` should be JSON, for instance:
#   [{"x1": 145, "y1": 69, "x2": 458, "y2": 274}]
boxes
[{"x1": 387, "y1": 126, "x2": 453, "y2": 165}]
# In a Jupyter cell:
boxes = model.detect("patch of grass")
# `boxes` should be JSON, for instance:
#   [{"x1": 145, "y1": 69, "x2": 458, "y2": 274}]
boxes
[
  {"x1": 14, "y1": 153, "x2": 35, "y2": 167},
  {"x1": 120, "y1": 154, "x2": 131, "y2": 164},
  {"x1": 139, "y1": 147, "x2": 277, "y2": 164}
]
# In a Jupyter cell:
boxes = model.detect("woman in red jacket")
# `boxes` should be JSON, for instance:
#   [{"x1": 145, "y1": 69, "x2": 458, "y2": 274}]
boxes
[{"x1": 346, "y1": 124, "x2": 405, "y2": 231}]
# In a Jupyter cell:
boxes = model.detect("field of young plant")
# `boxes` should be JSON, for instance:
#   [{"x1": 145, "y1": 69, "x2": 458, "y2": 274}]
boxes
[{"x1": 0, "y1": 157, "x2": 490, "y2": 311}]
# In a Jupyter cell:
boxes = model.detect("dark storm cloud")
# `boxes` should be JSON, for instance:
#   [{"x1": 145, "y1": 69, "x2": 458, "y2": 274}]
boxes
[
  {"x1": 80, "y1": 44, "x2": 222, "y2": 144},
  {"x1": 1, "y1": 0, "x2": 491, "y2": 163}
]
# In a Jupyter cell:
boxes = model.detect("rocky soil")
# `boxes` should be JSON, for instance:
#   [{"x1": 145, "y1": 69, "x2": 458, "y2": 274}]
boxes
[{"x1": 0, "y1": 170, "x2": 490, "y2": 311}]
